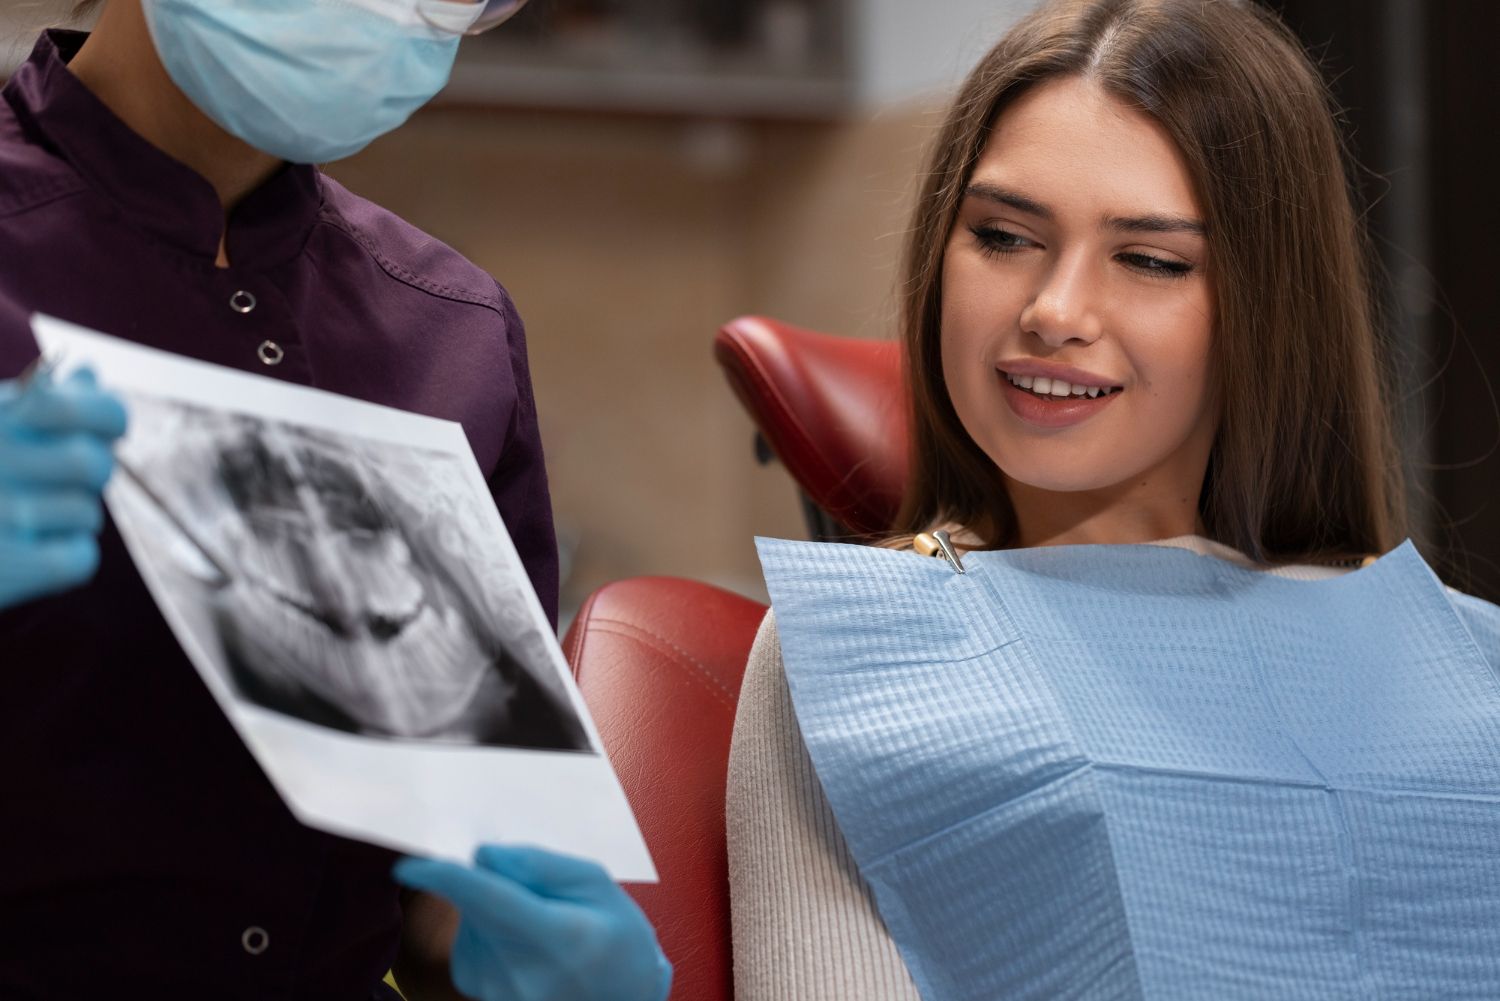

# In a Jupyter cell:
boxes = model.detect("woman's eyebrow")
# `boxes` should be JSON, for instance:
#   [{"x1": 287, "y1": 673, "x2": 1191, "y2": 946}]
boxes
[
  {"x1": 964, "y1": 181, "x2": 1205, "y2": 236},
  {"x1": 1105, "y1": 213, "x2": 1206, "y2": 236},
  {"x1": 964, "y1": 182, "x2": 1052, "y2": 219}
]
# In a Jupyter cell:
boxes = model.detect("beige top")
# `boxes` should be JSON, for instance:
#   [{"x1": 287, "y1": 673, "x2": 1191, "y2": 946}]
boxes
[{"x1": 725, "y1": 536, "x2": 1349, "y2": 1000}]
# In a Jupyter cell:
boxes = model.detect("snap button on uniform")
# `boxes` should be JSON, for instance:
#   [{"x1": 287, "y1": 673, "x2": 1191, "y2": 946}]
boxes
[
  {"x1": 257, "y1": 340, "x2": 284, "y2": 366},
  {"x1": 229, "y1": 290, "x2": 257, "y2": 314},
  {"x1": 241, "y1": 926, "x2": 270, "y2": 956}
]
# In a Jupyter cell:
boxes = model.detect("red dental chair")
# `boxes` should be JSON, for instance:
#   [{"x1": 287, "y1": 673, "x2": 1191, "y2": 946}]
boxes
[
  {"x1": 713, "y1": 316, "x2": 908, "y2": 540},
  {"x1": 562, "y1": 317, "x2": 905, "y2": 1001}
]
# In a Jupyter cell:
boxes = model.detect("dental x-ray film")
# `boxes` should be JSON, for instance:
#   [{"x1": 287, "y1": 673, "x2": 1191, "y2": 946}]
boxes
[{"x1": 31, "y1": 314, "x2": 654, "y2": 880}]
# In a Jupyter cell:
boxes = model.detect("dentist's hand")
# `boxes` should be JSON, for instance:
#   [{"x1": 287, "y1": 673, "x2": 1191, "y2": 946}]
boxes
[
  {"x1": 0, "y1": 367, "x2": 128, "y2": 611},
  {"x1": 393, "y1": 845, "x2": 671, "y2": 1001}
]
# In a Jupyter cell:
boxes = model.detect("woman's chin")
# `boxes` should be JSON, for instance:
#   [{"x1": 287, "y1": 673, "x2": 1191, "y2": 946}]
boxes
[{"x1": 994, "y1": 459, "x2": 1134, "y2": 496}]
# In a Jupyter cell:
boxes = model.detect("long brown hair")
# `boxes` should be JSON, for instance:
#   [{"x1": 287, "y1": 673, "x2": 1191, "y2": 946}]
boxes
[{"x1": 895, "y1": 0, "x2": 1405, "y2": 564}]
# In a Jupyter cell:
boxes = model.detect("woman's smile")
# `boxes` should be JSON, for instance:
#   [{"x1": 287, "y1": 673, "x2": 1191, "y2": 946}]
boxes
[
  {"x1": 998, "y1": 369, "x2": 1122, "y2": 429},
  {"x1": 996, "y1": 358, "x2": 1124, "y2": 428}
]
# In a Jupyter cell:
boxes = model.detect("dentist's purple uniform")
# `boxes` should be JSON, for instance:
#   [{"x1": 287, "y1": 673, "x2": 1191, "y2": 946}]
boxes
[{"x1": 0, "y1": 32, "x2": 557, "y2": 999}]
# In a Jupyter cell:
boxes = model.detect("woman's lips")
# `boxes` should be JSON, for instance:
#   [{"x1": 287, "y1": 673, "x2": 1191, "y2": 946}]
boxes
[{"x1": 1000, "y1": 372, "x2": 1121, "y2": 428}]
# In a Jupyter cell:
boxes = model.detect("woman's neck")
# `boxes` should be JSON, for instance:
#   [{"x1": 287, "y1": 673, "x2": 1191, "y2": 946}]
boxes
[
  {"x1": 65, "y1": 0, "x2": 283, "y2": 266},
  {"x1": 1004, "y1": 475, "x2": 1207, "y2": 549}
]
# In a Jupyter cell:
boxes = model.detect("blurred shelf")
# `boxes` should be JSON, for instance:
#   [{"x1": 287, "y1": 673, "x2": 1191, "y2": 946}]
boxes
[
  {"x1": 438, "y1": 0, "x2": 855, "y2": 120},
  {"x1": 442, "y1": 52, "x2": 854, "y2": 119}
]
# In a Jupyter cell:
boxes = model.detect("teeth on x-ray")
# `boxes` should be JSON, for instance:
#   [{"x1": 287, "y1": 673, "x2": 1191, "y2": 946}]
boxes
[{"x1": 113, "y1": 396, "x2": 591, "y2": 752}]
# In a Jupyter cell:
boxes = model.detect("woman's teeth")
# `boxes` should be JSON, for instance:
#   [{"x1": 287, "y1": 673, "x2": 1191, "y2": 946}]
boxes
[{"x1": 1004, "y1": 372, "x2": 1118, "y2": 399}]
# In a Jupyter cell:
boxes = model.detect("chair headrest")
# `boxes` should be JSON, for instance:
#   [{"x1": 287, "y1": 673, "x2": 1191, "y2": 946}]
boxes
[{"x1": 714, "y1": 316, "x2": 908, "y2": 537}]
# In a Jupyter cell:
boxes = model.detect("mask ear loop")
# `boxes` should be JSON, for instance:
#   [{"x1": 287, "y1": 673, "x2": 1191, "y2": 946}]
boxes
[
  {"x1": 414, "y1": 0, "x2": 496, "y2": 35},
  {"x1": 464, "y1": 0, "x2": 529, "y2": 35}
]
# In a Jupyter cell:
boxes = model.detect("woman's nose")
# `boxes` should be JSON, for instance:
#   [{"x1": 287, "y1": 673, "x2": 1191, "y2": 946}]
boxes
[{"x1": 1018, "y1": 253, "x2": 1103, "y2": 348}]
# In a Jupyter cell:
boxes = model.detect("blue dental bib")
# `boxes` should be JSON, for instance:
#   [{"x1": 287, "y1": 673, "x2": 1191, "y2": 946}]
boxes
[{"x1": 757, "y1": 539, "x2": 1500, "y2": 1000}]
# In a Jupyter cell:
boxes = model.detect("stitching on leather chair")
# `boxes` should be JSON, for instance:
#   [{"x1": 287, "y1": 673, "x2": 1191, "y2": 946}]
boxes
[
  {"x1": 564, "y1": 587, "x2": 605, "y2": 678},
  {"x1": 589, "y1": 620, "x2": 741, "y2": 710}
]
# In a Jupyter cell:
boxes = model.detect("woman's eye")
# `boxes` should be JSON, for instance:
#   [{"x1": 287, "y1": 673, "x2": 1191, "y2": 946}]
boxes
[
  {"x1": 1119, "y1": 252, "x2": 1193, "y2": 278},
  {"x1": 970, "y1": 224, "x2": 1031, "y2": 258}
]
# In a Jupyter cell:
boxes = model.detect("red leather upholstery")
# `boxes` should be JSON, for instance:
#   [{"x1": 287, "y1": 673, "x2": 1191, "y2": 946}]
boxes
[
  {"x1": 564, "y1": 577, "x2": 768, "y2": 1001},
  {"x1": 714, "y1": 316, "x2": 908, "y2": 537}
]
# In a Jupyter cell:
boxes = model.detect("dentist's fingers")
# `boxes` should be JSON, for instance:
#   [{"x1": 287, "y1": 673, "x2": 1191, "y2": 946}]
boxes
[
  {"x1": 0, "y1": 432, "x2": 116, "y2": 491},
  {"x1": 0, "y1": 534, "x2": 101, "y2": 607},
  {"x1": 2, "y1": 370, "x2": 128, "y2": 439},
  {"x1": 0, "y1": 488, "x2": 104, "y2": 538}
]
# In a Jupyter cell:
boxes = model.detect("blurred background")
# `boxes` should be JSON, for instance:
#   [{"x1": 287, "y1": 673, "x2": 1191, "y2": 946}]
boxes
[{"x1": 3, "y1": 0, "x2": 1497, "y2": 617}]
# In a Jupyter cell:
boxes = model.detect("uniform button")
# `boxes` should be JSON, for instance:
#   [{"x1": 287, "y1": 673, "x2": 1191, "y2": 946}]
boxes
[
  {"x1": 241, "y1": 926, "x2": 270, "y2": 956},
  {"x1": 257, "y1": 340, "x2": 285, "y2": 366},
  {"x1": 229, "y1": 290, "x2": 257, "y2": 314}
]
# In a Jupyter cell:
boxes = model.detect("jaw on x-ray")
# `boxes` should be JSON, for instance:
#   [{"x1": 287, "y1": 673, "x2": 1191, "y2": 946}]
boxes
[{"x1": 120, "y1": 406, "x2": 589, "y2": 751}]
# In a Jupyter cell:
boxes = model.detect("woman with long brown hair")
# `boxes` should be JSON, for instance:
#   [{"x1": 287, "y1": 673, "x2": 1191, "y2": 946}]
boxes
[{"x1": 728, "y1": 1, "x2": 1499, "y2": 997}]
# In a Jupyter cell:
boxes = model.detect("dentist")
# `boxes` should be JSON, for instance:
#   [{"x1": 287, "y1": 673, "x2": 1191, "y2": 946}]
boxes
[{"x1": 0, "y1": 2, "x2": 669, "y2": 999}]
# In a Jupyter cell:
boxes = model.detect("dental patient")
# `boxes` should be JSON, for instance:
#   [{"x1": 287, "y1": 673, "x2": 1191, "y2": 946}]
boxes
[{"x1": 728, "y1": 1, "x2": 1500, "y2": 999}]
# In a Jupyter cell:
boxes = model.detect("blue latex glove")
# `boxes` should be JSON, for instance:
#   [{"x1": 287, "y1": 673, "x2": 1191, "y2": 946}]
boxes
[
  {"x1": 0, "y1": 366, "x2": 128, "y2": 611},
  {"x1": 393, "y1": 845, "x2": 672, "y2": 1001}
]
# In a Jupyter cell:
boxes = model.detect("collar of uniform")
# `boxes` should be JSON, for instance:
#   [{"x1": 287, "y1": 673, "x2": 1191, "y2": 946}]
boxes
[{"x1": 4, "y1": 31, "x2": 322, "y2": 267}]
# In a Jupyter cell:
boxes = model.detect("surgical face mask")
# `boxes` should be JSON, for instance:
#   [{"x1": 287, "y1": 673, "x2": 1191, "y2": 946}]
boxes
[{"x1": 141, "y1": 0, "x2": 486, "y2": 164}]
